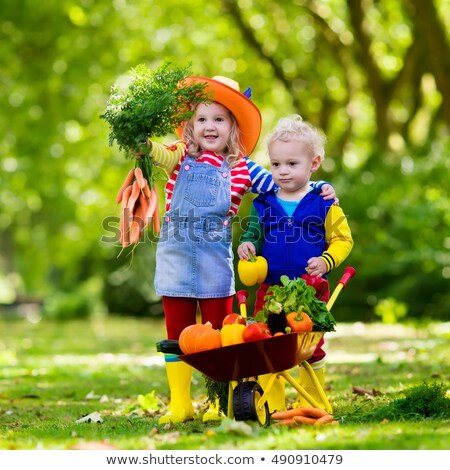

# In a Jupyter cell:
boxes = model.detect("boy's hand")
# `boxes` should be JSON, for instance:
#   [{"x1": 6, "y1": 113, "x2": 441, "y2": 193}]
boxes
[
  {"x1": 320, "y1": 184, "x2": 339, "y2": 205},
  {"x1": 237, "y1": 242, "x2": 256, "y2": 260},
  {"x1": 306, "y1": 257, "x2": 328, "y2": 277}
]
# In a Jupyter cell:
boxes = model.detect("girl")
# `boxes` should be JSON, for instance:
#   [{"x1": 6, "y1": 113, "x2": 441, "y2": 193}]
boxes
[{"x1": 128, "y1": 77, "x2": 336, "y2": 423}]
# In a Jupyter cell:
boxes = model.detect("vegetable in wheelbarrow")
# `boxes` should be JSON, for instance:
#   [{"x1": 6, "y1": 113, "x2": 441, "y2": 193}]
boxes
[
  {"x1": 221, "y1": 323, "x2": 246, "y2": 346},
  {"x1": 286, "y1": 311, "x2": 313, "y2": 332},
  {"x1": 242, "y1": 322, "x2": 271, "y2": 342},
  {"x1": 257, "y1": 275, "x2": 336, "y2": 332},
  {"x1": 266, "y1": 308, "x2": 289, "y2": 336},
  {"x1": 179, "y1": 322, "x2": 221, "y2": 354}
]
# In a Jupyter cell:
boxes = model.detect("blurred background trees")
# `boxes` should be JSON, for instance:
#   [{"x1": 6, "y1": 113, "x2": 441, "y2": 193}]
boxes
[{"x1": 1, "y1": 0, "x2": 449, "y2": 322}]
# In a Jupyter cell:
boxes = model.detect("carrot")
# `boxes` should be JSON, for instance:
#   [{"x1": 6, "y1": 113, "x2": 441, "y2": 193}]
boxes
[
  {"x1": 127, "y1": 180, "x2": 141, "y2": 213},
  {"x1": 134, "y1": 167, "x2": 146, "y2": 190},
  {"x1": 119, "y1": 210, "x2": 124, "y2": 246},
  {"x1": 136, "y1": 193, "x2": 150, "y2": 231},
  {"x1": 116, "y1": 168, "x2": 135, "y2": 204},
  {"x1": 152, "y1": 187, "x2": 160, "y2": 234},
  {"x1": 129, "y1": 219, "x2": 141, "y2": 245},
  {"x1": 120, "y1": 206, "x2": 130, "y2": 247},
  {"x1": 297, "y1": 407, "x2": 329, "y2": 419},
  {"x1": 121, "y1": 184, "x2": 133, "y2": 209},
  {"x1": 146, "y1": 186, "x2": 158, "y2": 219},
  {"x1": 313, "y1": 414, "x2": 334, "y2": 426},
  {"x1": 142, "y1": 178, "x2": 152, "y2": 199},
  {"x1": 271, "y1": 408, "x2": 305, "y2": 420},
  {"x1": 131, "y1": 193, "x2": 152, "y2": 244},
  {"x1": 292, "y1": 415, "x2": 317, "y2": 425}
]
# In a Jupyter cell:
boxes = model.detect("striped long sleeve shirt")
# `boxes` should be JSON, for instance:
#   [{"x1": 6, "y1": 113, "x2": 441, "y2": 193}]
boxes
[{"x1": 149, "y1": 140, "x2": 275, "y2": 216}]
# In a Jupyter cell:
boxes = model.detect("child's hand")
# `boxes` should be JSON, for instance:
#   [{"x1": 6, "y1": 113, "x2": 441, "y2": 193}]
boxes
[
  {"x1": 131, "y1": 140, "x2": 151, "y2": 160},
  {"x1": 306, "y1": 257, "x2": 328, "y2": 277},
  {"x1": 320, "y1": 184, "x2": 339, "y2": 205},
  {"x1": 238, "y1": 242, "x2": 256, "y2": 260}
]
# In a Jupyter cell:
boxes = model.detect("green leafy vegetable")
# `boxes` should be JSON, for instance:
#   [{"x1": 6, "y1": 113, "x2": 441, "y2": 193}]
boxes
[
  {"x1": 203, "y1": 375, "x2": 229, "y2": 415},
  {"x1": 256, "y1": 275, "x2": 336, "y2": 332},
  {"x1": 349, "y1": 382, "x2": 450, "y2": 423},
  {"x1": 100, "y1": 60, "x2": 210, "y2": 185}
]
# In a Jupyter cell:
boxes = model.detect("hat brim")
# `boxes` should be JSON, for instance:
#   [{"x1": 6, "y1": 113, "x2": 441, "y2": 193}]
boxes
[{"x1": 176, "y1": 76, "x2": 261, "y2": 156}]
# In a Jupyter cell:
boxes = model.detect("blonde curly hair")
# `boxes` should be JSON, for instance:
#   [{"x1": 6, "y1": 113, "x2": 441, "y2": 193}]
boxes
[{"x1": 266, "y1": 114, "x2": 326, "y2": 162}]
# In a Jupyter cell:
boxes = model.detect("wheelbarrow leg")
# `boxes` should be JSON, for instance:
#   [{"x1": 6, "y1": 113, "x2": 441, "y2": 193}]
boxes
[
  {"x1": 279, "y1": 365, "x2": 333, "y2": 414},
  {"x1": 258, "y1": 373, "x2": 286, "y2": 413},
  {"x1": 227, "y1": 381, "x2": 236, "y2": 419}
]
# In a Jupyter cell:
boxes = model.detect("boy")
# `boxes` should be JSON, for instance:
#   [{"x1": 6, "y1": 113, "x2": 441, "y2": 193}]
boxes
[{"x1": 238, "y1": 114, "x2": 353, "y2": 410}]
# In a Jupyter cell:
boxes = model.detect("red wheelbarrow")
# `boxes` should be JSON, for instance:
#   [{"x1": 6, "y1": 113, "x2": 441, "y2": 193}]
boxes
[{"x1": 179, "y1": 267, "x2": 356, "y2": 427}]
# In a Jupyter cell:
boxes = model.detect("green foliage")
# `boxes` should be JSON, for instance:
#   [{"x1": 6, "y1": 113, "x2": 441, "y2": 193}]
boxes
[
  {"x1": 42, "y1": 278, "x2": 104, "y2": 320},
  {"x1": 374, "y1": 297, "x2": 407, "y2": 324},
  {"x1": 349, "y1": 382, "x2": 450, "y2": 423},
  {"x1": 0, "y1": 0, "x2": 449, "y2": 321},
  {"x1": 203, "y1": 376, "x2": 230, "y2": 415},
  {"x1": 257, "y1": 276, "x2": 336, "y2": 332},
  {"x1": 381, "y1": 382, "x2": 450, "y2": 420},
  {"x1": 1, "y1": 318, "x2": 449, "y2": 450},
  {"x1": 100, "y1": 61, "x2": 209, "y2": 183}
]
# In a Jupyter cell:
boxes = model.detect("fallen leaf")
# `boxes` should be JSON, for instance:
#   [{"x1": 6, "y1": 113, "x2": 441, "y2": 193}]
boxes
[
  {"x1": 137, "y1": 391, "x2": 160, "y2": 412},
  {"x1": 75, "y1": 411, "x2": 103, "y2": 424},
  {"x1": 215, "y1": 418, "x2": 254, "y2": 436},
  {"x1": 352, "y1": 386, "x2": 382, "y2": 396}
]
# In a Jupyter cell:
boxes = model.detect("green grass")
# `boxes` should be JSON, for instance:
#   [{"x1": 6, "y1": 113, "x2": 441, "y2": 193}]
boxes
[{"x1": 1, "y1": 316, "x2": 449, "y2": 450}]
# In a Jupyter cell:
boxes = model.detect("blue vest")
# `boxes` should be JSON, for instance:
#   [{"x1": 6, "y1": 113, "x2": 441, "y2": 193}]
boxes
[{"x1": 253, "y1": 189, "x2": 333, "y2": 284}]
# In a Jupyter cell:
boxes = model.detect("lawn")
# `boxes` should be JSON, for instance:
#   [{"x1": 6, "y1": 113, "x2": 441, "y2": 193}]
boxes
[{"x1": 0, "y1": 315, "x2": 449, "y2": 450}]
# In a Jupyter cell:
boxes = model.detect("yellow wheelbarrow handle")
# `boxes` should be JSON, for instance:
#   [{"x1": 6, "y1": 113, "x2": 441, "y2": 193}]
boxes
[
  {"x1": 236, "y1": 290, "x2": 249, "y2": 319},
  {"x1": 326, "y1": 266, "x2": 356, "y2": 311}
]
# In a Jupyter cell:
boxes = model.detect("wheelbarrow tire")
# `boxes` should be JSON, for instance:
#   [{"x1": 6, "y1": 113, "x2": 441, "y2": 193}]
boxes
[{"x1": 232, "y1": 382, "x2": 270, "y2": 427}]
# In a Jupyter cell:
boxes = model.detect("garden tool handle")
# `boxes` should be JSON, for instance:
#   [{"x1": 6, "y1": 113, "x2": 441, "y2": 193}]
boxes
[
  {"x1": 326, "y1": 266, "x2": 356, "y2": 311},
  {"x1": 338, "y1": 266, "x2": 356, "y2": 288},
  {"x1": 236, "y1": 290, "x2": 249, "y2": 319}
]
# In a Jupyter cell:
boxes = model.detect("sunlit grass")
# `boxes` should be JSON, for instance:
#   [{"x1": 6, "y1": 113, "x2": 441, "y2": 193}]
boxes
[{"x1": 0, "y1": 316, "x2": 449, "y2": 450}]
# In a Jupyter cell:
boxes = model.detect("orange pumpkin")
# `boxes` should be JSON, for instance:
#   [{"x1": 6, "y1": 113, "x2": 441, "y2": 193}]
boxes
[{"x1": 179, "y1": 321, "x2": 222, "y2": 354}]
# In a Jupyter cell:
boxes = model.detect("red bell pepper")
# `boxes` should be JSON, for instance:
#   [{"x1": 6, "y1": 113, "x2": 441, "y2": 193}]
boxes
[{"x1": 301, "y1": 274, "x2": 329, "y2": 301}]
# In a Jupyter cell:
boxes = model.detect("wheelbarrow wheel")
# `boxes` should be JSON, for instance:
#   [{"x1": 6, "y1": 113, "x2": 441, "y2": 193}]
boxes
[{"x1": 232, "y1": 382, "x2": 270, "y2": 427}]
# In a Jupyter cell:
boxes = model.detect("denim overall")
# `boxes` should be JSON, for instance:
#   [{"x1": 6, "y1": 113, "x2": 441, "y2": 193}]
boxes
[{"x1": 154, "y1": 155, "x2": 234, "y2": 298}]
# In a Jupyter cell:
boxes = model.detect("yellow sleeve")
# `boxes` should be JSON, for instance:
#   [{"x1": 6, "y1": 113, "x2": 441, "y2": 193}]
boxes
[
  {"x1": 320, "y1": 204, "x2": 354, "y2": 272},
  {"x1": 149, "y1": 140, "x2": 186, "y2": 175}
]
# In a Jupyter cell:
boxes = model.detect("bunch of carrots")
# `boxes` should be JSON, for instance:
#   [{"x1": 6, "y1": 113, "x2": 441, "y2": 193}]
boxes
[
  {"x1": 271, "y1": 406, "x2": 338, "y2": 426},
  {"x1": 116, "y1": 166, "x2": 160, "y2": 247}
]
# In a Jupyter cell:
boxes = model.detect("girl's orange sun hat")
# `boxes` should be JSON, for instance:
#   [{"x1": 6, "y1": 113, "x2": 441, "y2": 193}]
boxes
[{"x1": 176, "y1": 75, "x2": 262, "y2": 156}]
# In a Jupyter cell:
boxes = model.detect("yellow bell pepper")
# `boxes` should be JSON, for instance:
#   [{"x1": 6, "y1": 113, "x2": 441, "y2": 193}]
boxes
[
  {"x1": 237, "y1": 252, "x2": 268, "y2": 286},
  {"x1": 221, "y1": 323, "x2": 246, "y2": 346}
]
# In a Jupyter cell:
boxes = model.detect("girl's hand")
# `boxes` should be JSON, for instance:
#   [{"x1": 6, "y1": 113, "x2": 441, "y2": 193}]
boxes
[
  {"x1": 237, "y1": 242, "x2": 256, "y2": 260},
  {"x1": 320, "y1": 184, "x2": 339, "y2": 205},
  {"x1": 306, "y1": 257, "x2": 328, "y2": 277},
  {"x1": 131, "y1": 140, "x2": 151, "y2": 160}
]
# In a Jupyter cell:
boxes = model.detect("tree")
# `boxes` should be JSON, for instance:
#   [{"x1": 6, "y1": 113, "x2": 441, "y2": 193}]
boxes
[{"x1": 0, "y1": 0, "x2": 448, "y2": 320}]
